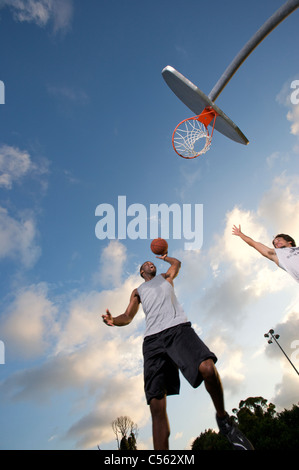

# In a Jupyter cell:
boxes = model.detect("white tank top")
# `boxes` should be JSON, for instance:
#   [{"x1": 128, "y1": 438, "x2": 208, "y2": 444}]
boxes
[
  {"x1": 137, "y1": 274, "x2": 188, "y2": 337},
  {"x1": 275, "y1": 247, "x2": 299, "y2": 283}
]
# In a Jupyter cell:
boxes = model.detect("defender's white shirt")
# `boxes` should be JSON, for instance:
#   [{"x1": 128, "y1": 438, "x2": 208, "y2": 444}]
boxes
[{"x1": 275, "y1": 247, "x2": 299, "y2": 283}]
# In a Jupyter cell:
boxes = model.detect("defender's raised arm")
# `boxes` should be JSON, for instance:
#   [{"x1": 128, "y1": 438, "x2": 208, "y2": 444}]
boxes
[{"x1": 232, "y1": 224, "x2": 278, "y2": 264}]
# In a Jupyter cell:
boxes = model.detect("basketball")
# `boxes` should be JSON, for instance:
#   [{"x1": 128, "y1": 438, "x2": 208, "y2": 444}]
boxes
[{"x1": 150, "y1": 238, "x2": 168, "y2": 256}]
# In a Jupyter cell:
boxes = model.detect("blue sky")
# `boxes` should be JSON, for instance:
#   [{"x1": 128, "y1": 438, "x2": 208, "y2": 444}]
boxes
[{"x1": 0, "y1": 0, "x2": 299, "y2": 450}]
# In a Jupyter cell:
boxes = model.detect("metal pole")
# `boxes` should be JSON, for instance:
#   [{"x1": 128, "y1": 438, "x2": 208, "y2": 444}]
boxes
[
  {"x1": 265, "y1": 329, "x2": 299, "y2": 376},
  {"x1": 208, "y1": 0, "x2": 299, "y2": 101}
]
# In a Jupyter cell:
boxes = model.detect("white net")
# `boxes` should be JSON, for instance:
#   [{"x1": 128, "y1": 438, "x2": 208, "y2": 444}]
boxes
[{"x1": 172, "y1": 118, "x2": 212, "y2": 159}]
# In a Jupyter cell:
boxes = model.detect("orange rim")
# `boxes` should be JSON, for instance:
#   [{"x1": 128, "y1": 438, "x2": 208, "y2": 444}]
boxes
[{"x1": 172, "y1": 107, "x2": 218, "y2": 159}]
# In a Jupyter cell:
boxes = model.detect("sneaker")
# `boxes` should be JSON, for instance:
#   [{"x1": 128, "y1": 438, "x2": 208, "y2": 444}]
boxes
[{"x1": 216, "y1": 413, "x2": 254, "y2": 450}]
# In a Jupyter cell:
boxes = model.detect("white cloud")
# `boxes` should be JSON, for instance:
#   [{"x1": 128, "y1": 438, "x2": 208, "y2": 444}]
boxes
[
  {"x1": 0, "y1": 144, "x2": 49, "y2": 190},
  {"x1": 0, "y1": 0, "x2": 73, "y2": 33},
  {"x1": 266, "y1": 151, "x2": 289, "y2": 169},
  {"x1": 265, "y1": 310, "x2": 299, "y2": 366},
  {"x1": 218, "y1": 348, "x2": 245, "y2": 396},
  {"x1": 64, "y1": 372, "x2": 147, "y2": 449},
  {"x1": 287, "y1": 106, "x2": 299, "y2": 136},
  {"x1": 0, "y1": 206, "x2": 41, "y2": 267},
  {"x1": 210, "y1": 206, "x2": 270, "y2": 272},
  {"x1": 272, "y1": 372, "x2": 299, "y2": 409},
  {"x1": 0, "y1": 144, "x2": 48, "y2": 268},
  {"x1": 0, "y1": 283, "x2": 57, "y2": 358},
  {"x1": 0, "y1": 145, "x2": 32, "y2": 189},
  {"x1": 257, "y1": 174, "x2": 299, "y2": 237},
  {"x1": 93, "y1": 240, "x2": 128, "y2": 288},
  {"x1": 54, "y1": 272, "x2": 143, "y2": 355},
  {"x1": 174, "y1": 248, "x2": 207, "y2": 296}
]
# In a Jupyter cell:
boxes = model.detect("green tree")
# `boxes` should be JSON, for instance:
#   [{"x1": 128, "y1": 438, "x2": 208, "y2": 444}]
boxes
[
  {"x1": 191, "y1": 397, "x2": 299, "y2": 450},
  {"x1": 191, "y1": 429, "x2": 231, "y2": 450}
]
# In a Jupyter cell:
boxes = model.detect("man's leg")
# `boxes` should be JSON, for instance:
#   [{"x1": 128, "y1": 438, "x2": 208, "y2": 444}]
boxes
[
  {"x1": 199, "y1": 359, "x2": 254, "y2": 450},
  {"x1": 149, "y1": 395, "x2": 170, "y2": 450},
  {"x1": 199, "y1": 359, "x2": 226, "y2": 419}
]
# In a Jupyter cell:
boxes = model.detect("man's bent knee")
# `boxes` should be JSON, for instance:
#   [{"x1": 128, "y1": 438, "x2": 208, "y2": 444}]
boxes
[
  {"x1": 199, "y1": 359, "x2": 217, "y2": 380},
  {"x1": 149, "y1": 396, "x2": 167, "y2": 417}
]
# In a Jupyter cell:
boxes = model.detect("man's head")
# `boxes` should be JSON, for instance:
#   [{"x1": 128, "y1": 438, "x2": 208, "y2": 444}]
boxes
[
  {"x1": 272, "y1": 234, "x2": 296, "y2": 249},
  {"x1": 140, "y1": 261, "x2": 156, "y2": 279}
]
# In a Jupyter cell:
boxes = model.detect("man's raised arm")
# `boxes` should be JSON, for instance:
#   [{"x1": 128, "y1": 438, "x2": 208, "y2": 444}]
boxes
[{"x1": 158, "y1": 254, "x2": 181, "y2": 284}]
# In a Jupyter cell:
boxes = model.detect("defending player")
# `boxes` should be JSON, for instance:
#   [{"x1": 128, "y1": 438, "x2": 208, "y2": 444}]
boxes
[{"x1": 232, "y1": 225, "x2": 299, "y2": 283}]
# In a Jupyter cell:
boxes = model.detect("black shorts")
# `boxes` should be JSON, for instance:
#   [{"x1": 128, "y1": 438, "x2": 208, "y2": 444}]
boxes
[{"x1": 143, "y1": 322, "x2": 217, "y2": 404}]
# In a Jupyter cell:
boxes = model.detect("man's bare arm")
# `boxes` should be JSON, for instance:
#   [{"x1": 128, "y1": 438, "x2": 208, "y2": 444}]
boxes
[
  {"x1": 102, "y1": 289, "x2": 140, "y2": 327},
  {"x1": 158, "y1": 254, "x2": 181, "y2": 284},
  {"x1": 232, "y1": 224, "x2": 278, "y2": 264}
]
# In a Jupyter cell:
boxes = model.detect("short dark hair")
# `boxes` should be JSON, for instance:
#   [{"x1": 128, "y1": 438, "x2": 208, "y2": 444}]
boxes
[
  {"x1": 139, "y1": 261, "x2": 148, "y2": 278},
  {"x1": 272, "y1": 234, "x2": 296, "y2": 247}
]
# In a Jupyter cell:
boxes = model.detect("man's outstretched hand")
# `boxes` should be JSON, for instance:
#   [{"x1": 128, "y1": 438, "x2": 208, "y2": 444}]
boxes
[
  {"x1": 232, "y1": 224, "x2": 242, "y2": 237},
  {"x1": 102, "y1": 308, "x2": 114, "y2": 326}
]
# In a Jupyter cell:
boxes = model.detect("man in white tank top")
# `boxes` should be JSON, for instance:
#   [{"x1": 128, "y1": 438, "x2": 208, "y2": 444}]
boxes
[
  {"x1": 232, "y1": 225, "x2": 299, "y2": 283},
  {"x1": 102, "y1": 253, "x2": 254, "y2": 451}
]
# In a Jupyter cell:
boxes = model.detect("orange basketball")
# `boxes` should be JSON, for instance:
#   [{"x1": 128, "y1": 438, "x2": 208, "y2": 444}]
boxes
[{"x1": 150, "y1": 238, "x2": 168, "y2": 256}]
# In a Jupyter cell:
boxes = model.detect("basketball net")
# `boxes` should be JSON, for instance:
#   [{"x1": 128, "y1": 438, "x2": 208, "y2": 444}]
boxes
[{"x1": 172, "y1": 107, "x2": 218, "y2": 159}]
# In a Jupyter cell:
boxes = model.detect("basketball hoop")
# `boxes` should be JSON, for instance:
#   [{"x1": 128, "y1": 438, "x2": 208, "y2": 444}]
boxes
[{"x1": 172, "y1": 107, "x2": 218, "y2": 159}]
